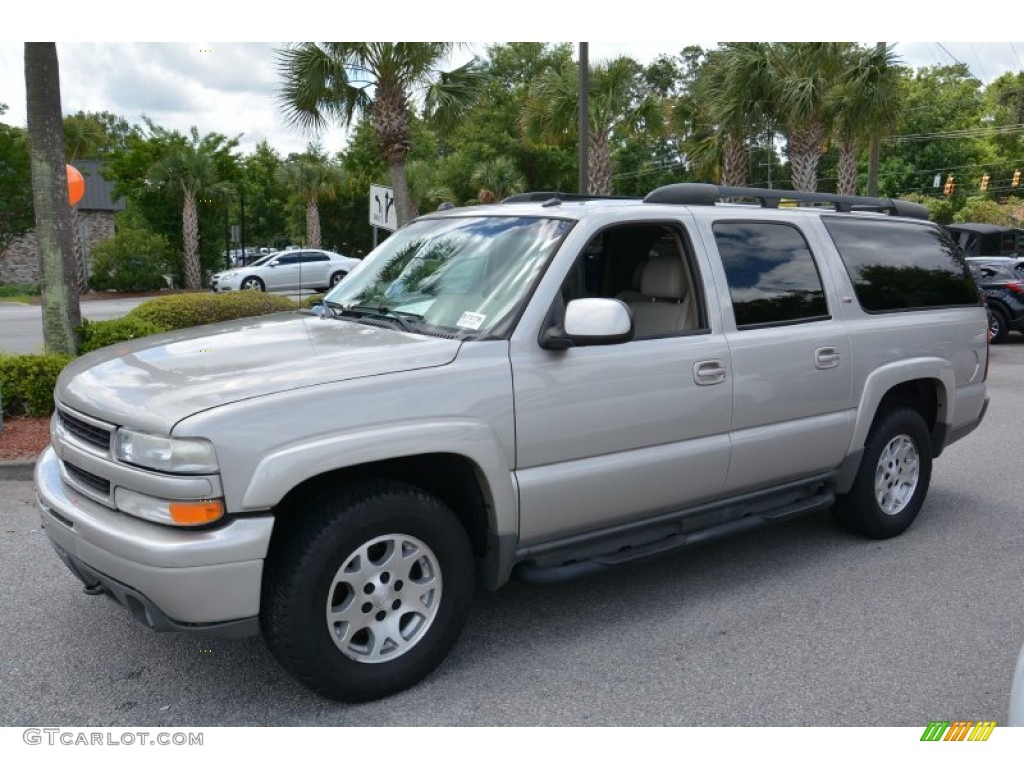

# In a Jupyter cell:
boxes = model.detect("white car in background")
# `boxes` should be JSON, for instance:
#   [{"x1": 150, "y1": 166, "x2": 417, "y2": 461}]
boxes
[{"x1": 212, "y1": 249, "x2": 360, "y2": 293}]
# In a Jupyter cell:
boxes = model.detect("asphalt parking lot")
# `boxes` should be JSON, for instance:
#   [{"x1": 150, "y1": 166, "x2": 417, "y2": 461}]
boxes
[{"x1": 1, "y1": 336, "x2": 1022, "y2": 727}]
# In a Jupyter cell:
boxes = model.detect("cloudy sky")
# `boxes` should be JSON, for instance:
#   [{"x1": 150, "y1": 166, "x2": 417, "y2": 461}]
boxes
[{"x1": 4, "y1": 7, "x2": 1021, "y2": 158}]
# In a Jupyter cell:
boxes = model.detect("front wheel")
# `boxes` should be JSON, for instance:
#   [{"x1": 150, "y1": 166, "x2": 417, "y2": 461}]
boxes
[
  {"x1": 240, "y1": 276, "x2": 265, "y2": 292},
  {"x1": 261, "y1": 480, "x2": 474, "y2": 702},
  {"x1": 833, "y1": 407, "x2": 933, "y2": 539}
]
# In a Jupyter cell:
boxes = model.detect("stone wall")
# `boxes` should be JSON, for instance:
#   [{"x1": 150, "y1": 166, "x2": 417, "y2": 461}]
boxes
[{"x1": 0, "y1": 210, "x2": 116, "y2": 285}]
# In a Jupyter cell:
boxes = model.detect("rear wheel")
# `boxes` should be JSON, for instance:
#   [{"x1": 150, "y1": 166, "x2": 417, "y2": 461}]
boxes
[
  {"x1": 261, "y1": 480, "x2": 474, "y2": 702},
  {"x1": 833, "y1": 407, "x2": 932, "y2": 539},
  {"x1": 329, "y1": 270, "x2": 347, "y2": 288},
  {"x1": 988, "y1": 306, "x2": 1009, "y2": 343}
]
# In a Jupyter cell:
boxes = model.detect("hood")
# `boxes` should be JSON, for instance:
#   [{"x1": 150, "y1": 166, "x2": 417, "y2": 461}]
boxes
[{"x1": 58, "y1": 312, "x2": 461, "y2": 434}]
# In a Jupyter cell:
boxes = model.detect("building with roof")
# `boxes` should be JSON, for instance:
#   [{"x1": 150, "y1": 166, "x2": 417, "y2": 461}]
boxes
[{"x1": 0, "y1": 159, "x2": 125, "y2": 285}]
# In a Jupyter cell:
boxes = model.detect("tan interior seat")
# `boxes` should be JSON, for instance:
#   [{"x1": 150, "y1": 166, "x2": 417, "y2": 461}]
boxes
[{"x1": 627, "y1": 256, "x2": 694, "y2": 337}]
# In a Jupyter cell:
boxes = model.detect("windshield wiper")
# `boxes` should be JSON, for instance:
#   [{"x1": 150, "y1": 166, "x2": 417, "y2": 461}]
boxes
[{"x1": 335, "y1": 304, "x2": 420, "y2": 333}]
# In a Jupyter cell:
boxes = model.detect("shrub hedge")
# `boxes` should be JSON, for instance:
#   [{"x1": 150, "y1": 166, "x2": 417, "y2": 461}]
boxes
[
  {"x1": 0, "y1": 354, "x2": 74, "y2": 417},
  {"x1": 0, "y1": 283, "x2": 41, "y2": 297},
  {"x1": 78, "y1": 316, "x2": 169, "y2": 354},
  {"x1": 125, "y1": 292, "x2": 296, "y2": 331}
]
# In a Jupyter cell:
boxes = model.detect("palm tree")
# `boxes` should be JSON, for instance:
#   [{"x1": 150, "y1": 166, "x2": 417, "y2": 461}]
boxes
[
  {"x1": 24, "y1": 42, "x2": 80, "y2": 354},
  {"x1": 276, "y1": 42, "x2": 480, "y2": 227},
  {"x1": 277, "y1": 155, "x2": 341, "y2": 248},
  {"x1": 405, "y1": 159, "x2": 454, "y2": 215},
  {"x1": 149, "y1": 127, "x2": 232, "y2": 290},
  {"x1": 831, "y1": 45, "x2": 903, "y2": 195},
  {"x1": 522, "y1": 56, "x2": 663, "y2": 195},
  {"x1": 63, "y1": 112, "x2": 108, "y2": 293},
  {"x1": 768, "y1": 42, "x2": 854, "y2": 193},
  {"x1": 690, "y1": 43, "x2": 774, "y2": 187},
  {"x1": 470, "y1": 157, "x2": 526, "y2": 203}
]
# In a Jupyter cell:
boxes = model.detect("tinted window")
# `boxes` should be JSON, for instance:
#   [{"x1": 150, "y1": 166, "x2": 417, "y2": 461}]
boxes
[
  {"x1": 301, "y1": 253, "x2": 330, "y2": 263},
  {"x1": 274, "y1": 254, "x2": 300, "y2": 266},
  {"x1": 713, "y1": 222, "x2": 828, "y2": 328},
  {"x1": 824, "y1": 218, "x2": 979, "y2": 311}
]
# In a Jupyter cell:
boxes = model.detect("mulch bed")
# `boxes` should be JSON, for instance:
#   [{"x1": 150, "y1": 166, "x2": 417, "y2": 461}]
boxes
[{"x1": 0, "y1": 416, "x2": 51, "y2": 461}]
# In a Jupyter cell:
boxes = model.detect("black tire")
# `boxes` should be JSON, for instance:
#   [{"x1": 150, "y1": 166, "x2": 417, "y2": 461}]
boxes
[
  {"x1": 832, "y1": 407, "x2": 933, "y2": 539},
  {"x1": 261, "y1": 480, "x2": 474, "y2": 702},
  {"x1": 240, "y1": 276, "x2": 265, "y2": 292},
  {"x1": 988, "y1": 306, "x2": 1009, "y2": 343},
  {"x1": 329, "y1": 270, "x2": 347, "y2": 288}
]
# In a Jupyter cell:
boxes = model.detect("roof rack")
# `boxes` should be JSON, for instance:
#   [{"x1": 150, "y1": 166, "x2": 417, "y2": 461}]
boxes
[
  {"x1": 642, "y1": 183, "x2": 929, "y2": 221},
  {"x1": 501, "y1": 191, "x2": 638, "y2": 205}
]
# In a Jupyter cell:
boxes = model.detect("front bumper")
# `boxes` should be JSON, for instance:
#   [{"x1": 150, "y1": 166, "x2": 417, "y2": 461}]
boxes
[{"x1": 35, "y1": 446, "x2": 273, "y2": 636}]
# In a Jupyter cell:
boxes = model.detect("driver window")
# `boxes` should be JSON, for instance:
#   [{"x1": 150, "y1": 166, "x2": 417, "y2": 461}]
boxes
[{"x1": 558, "y1": 223, "x2": 704, "y2": 339}]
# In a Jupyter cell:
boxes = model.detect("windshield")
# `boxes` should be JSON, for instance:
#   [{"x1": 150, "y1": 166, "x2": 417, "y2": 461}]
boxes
[{"x1": 322, "y1": 215, "x2": 573, "y2": 337}]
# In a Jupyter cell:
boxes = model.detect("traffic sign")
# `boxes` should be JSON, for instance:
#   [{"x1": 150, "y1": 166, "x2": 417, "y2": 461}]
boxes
[{"x1": 369, "y1": 184, "x2": 397, "y2": 231}]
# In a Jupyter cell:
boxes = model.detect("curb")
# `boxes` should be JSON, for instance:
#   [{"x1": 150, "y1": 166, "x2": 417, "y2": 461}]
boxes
[{"x1": 0, "y1": 460, "x2": 36, "y2": 481}]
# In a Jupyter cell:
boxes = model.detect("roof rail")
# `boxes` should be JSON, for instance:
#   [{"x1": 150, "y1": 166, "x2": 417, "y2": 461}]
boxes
[{"x1": 642, "y1": 183, "x2": 929, "y2": 221}]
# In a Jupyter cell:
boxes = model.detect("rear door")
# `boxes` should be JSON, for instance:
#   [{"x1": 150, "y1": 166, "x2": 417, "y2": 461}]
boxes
[
  {"x1": 297, "y1": 251, "x2": 331, "y2": 290},
  {"x1": 697, "y1": 216, "x2": 854, "y2": 494}
]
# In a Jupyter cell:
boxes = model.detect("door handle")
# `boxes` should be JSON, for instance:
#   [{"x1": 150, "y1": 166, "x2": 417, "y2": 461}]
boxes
[
  {"x1": 815, "y1": 347, "x2": 841, "y2": 369},
  {"x1": 694, "y1": 359, "x2": 727, "y2": 386}
]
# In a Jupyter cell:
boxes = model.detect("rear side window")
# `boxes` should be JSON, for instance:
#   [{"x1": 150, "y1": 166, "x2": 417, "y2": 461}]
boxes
[
  {"x1": 823, "y1": 218, "x2": 979, "y2": 312},
  {"x1": 713, "y1": 221, "x2": 829, "y2": 329}
]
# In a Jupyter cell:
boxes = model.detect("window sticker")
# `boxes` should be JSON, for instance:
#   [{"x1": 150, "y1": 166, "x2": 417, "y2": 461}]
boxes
[{"x1": 456, "y1": 311, "x2": 486, "y2": 330}]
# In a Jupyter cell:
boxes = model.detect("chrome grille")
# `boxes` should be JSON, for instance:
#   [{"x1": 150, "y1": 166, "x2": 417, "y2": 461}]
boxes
[
  {"x1": 64, "y1": 462, "x2": 111, "y2": 497},
  {"x1": 58, "y1": 409, "x2": 112, "y2": 452}
]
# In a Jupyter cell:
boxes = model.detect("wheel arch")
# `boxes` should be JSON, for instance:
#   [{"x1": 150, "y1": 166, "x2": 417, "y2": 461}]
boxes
[
  {"x1": 248, "y1": 429, "x2": 519, "y2": 590},
  {"x1": 835, "y1": 365, "x2": 951, "y2": 494}
]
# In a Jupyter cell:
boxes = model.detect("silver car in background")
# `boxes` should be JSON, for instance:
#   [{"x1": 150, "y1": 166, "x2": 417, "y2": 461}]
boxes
[{"x1": 212, "y1": 249, "x2": 360, "y2": 293}]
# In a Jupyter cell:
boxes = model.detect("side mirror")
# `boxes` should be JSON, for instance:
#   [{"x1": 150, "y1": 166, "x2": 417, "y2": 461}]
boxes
[{"x1": 541, "y1": 298, "x2": 634, "y2": 349}]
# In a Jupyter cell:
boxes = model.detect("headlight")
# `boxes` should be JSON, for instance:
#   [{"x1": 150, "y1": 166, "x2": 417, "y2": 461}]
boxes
[
  {"x1": 114, "y1": 429, "x2": 219, "y2": 474},
  {"x1": 218, "y1": 271, "x2": 237, "y2": 280}
]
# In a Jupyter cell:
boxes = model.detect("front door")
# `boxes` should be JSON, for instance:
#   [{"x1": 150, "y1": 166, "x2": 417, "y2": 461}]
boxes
[{"x1": 511, "y1": 220, "x2": 734, "y2": 546}]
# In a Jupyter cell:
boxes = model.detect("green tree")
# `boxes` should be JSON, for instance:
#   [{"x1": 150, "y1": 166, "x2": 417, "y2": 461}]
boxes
[
  {"x1": 277, "y1": 42, "x2": 481, "y2": 226},
  {"x1": 277, "y1": 151, "x2": 342, "y2": 249},
  {"x1": 769, "y1": 42, "x2": 854, "y2": 192},
  {"x1": 470, "y1": 157, "x2": 525, "y2": 203},
  {"x1": 240, "y1": 140, "x2": 290, "y2": 249},
  {"x1": 438, "y1": 42, "x2": 576, "y2": 199},
  {"x1": 522, "y1": 55, "x2": 664, "y2": 195},
  {"x1": 981, "y1": 72, "x2": 1024, "y2": 199},
  {"x1": 831, "y1": 44, "x2": 903, "y2": 195},
  {"x1": 149, "y1": 126, "x2": 238, "y2": 289},
  {"x1": 0, "y1": 103, "x2": 35, "y2": 255},
  {"x1": 688, "y1": 43, "x2": 773, "y2": 187},
  {"x1": 878, "y1": 64, "x2": 987, "y2": 199},
  {"x1": 24, "y1": 43, "x2": 80, "y2": 354},
  {"x1": 89, "y1": 209, "x2": 174, "y2": 291}
]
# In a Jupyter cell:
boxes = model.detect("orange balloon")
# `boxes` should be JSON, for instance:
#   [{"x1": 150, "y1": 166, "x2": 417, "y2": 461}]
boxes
[{"x1": 66, "y1": 164, "x2": 85, "y2": 206}]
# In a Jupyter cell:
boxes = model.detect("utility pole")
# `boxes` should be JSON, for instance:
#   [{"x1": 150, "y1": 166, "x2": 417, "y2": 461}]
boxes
[
  {"x1": 578, "y1": 42, "x2": 589, "y2": 195},
  {"x1": 867, "y1": 42, "x2": 885, "y2": 196},
  {"x1": 240, "y1": 187, "x2": 246, "y2": 265}
]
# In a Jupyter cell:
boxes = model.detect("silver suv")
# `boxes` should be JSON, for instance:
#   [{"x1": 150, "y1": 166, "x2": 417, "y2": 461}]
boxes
[{"x1": 36, "y1": 184, "x2": 989, "y2": 702}]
